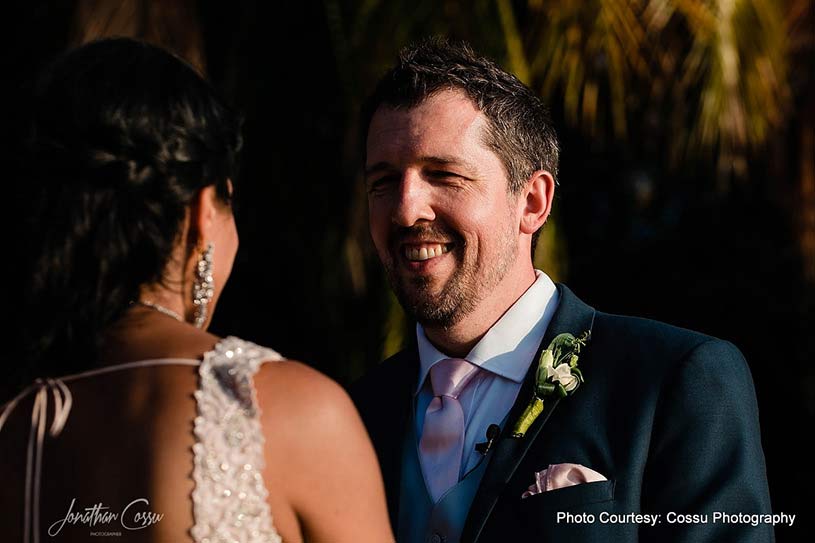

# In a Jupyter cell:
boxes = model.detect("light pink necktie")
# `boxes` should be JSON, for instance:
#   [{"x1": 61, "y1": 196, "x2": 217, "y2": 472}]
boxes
[{"x1": 419, "y1": 358, "x2": 480, "y2": 502}]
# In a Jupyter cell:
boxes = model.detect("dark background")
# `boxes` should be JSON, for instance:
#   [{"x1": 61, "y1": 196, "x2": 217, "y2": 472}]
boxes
[{"x1": 3, "y1": 1, "x2": 812, "y2": 541}]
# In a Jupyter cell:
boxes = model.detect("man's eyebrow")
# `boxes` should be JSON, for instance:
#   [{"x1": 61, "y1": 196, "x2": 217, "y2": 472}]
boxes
[
  {"x1": 421, "y1": 155, "x2": 476, "y2": 177},
  {"x1": 421, "y1": 155, "x2": 461, "y2": 166}
]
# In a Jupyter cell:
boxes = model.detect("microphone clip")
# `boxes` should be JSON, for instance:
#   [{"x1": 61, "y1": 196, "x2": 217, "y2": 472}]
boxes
[{"x1": 475, "y1": 424, "x2": 501, "y2": 455}]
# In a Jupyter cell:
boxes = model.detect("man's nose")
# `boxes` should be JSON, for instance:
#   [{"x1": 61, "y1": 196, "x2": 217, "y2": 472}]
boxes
[{"x1": 392, "y1": 171, "x2": 435, "y2": 227}]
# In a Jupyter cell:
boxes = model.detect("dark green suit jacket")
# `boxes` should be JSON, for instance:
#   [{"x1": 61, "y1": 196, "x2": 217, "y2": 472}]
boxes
[{"x1": 351, "y1": 284, "x2": 773, "y2": 542}]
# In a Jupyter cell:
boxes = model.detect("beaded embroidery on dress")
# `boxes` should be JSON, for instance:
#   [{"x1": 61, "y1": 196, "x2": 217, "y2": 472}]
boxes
[{"x1": 191, "y1": 336, "x2": 283, "y2": 543}]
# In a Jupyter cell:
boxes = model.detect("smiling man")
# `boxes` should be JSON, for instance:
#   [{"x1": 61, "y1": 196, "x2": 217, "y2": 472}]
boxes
[
  {"x1": 365, "y1": 89, "x2": 548, "y2": 353},
  {"x1": 352, "y1": 39, "x2": 773, "y2": 543}
]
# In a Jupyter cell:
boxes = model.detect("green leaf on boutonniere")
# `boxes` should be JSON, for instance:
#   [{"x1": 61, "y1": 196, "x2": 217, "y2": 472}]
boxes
[
  {"x1": 511, "y1": 330, "x2": 591, "y2": 438},
  {"x1": 536, "y1": 381, "x2": 556, "y2": 396}
]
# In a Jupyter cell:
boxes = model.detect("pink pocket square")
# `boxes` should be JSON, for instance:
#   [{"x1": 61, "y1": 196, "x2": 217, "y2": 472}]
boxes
[{"x1": 521, "y1": 463, "x2": 607, "y2": 498}]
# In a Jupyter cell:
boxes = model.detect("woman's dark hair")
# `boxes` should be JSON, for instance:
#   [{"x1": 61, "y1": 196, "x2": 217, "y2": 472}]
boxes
[{"x1": 22, "y1": 37, "x2": 242, "y2": 376}]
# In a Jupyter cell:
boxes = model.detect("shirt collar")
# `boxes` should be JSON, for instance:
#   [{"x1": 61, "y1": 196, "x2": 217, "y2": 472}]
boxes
[{"x1": 415, "y1": 270, "x2": 560, "y2": 395}]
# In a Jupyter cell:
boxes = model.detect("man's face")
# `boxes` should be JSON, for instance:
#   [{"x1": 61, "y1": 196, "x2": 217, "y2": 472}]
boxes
[{"x1": 366, "y1": 90, "x2": 521, "y2": 328}]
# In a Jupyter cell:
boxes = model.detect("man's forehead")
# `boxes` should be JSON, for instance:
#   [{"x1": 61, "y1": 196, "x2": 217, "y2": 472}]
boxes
[
  {"x1": 372, "y1": 89, "x2": 481, "y2": 125},
  {"x1": 366, "y1": 90, "x2": 488, "y2": 157}
]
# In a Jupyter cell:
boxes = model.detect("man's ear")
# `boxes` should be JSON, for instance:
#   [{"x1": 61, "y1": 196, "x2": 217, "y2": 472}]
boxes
[{"x1": 520, "y1": 170, "x2": 555, "y2": 235}]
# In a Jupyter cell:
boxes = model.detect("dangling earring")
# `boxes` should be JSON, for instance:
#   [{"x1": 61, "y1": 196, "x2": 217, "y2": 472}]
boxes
[{"x1": 193, "y1": 242, "x2": 214, "y2": 328}]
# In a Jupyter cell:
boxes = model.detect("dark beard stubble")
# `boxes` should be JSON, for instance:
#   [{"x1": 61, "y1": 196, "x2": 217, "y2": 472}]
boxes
[
  {"x1": 383, "y1": 220, "x2": 518, "y2": 329},
  {"x1": 386, "y1": 255, "x2": 480, "y2": 329}
]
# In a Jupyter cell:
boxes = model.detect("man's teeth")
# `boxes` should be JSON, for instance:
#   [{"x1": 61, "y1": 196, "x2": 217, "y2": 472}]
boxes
[{"x1": 405, "y1": 244, "x2": 450, "y2": 261}]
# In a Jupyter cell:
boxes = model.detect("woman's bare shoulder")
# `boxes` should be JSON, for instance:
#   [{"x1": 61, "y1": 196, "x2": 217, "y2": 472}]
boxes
[
  {"x1": 253, "y1": 360, "x2": 357, "y2": 434},
  {"x1": 252, "y1": 358, "x2": 373, "y2": 477},
  {"x1": 252, "y1": 360, "x2": 393, "y2": 542},
  {"x1": 252, "y1": 361, "x2": 366, "y2": 503}
]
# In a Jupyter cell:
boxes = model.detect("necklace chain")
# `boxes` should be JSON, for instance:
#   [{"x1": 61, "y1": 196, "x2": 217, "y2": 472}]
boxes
[{"x1": 135, "y1": 300, "x2": 185, "y2": 323}]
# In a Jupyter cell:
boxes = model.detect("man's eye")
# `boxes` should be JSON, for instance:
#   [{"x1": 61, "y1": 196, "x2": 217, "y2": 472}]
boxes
[
  {"x1": 367, "y1": 175, "x2": 397, "y2": 192},
  {"x1": 428, "y1": 170, "x2": 459, "y2": 179}
]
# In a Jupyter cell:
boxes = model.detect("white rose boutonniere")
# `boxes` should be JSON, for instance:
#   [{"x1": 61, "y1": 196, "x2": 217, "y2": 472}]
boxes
[{"x1": 511, "y1": 331, "x2": 591, "y2": 438}]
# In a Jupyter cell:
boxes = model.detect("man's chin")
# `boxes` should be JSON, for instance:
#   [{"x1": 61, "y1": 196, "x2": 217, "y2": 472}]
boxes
[
  {"x1": 399, "y1": 292, "x2": 438, "y2": 314},
  {"x1": 392, "y1": 290, "x2": 460, "y2": 328},
  {"x1": 412, "y1": 307, "x2": 461, "y2": 329}
]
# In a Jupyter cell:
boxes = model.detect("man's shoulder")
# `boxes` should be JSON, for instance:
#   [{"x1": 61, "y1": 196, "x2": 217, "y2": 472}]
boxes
[
  {"x1": 590, "y1": 308, "x2": 748, "y2": 378},
  {"x1": 357, "y1": 346, "x2": 418, "y2": 383},
  {"x1": 558, "y1": 284, "x2": 739, "y2": 362},
  {"x1": 595, "y1": 309, "x2": 713, "y2": 346},
  {"x1": 349, "y1": 346, "x2": 418, "y2": 407}
]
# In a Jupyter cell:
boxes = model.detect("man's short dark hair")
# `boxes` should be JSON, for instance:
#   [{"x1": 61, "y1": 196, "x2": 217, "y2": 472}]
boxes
[{"x1": 361, "y1": 37, "x2": 559, "y2": 252}]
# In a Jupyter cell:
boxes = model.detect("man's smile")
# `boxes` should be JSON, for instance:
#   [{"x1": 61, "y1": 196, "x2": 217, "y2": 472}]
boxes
[{"x1": 402, "y1": 242, "x2": 454, "y2": 262}]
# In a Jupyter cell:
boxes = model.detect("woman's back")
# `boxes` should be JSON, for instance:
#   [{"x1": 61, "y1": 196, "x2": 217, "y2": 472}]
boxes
[
  {"x1": 1, "y1": 336, "x2": 291, "y2": 542},
  {"x1": 2, "y1": 362, "x2": 201, "y2": 541}
]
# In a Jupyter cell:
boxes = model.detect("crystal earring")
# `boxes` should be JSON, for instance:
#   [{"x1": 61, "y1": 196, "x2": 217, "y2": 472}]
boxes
[{"x1": 193, "y1": 242, "x2": 214, "y2": 328}]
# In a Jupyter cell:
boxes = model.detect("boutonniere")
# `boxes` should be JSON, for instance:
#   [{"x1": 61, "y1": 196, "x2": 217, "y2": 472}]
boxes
[{"x1": 511, "y1": 331, "x2": 591, "y2": 438}]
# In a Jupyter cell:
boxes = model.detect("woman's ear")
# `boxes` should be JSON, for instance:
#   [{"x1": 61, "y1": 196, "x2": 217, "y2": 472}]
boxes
[
  {"x1": 520, "y1": 170, "x2": 555, "y2": 235},
  {"x1": 190, "y1": 185, "x2": 221, "y2": 246}
]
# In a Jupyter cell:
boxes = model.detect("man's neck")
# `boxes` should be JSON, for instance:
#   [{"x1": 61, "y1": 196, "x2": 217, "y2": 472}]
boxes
[{"x1": 423, "y1": 266, "x2": 538, "y2": 357}]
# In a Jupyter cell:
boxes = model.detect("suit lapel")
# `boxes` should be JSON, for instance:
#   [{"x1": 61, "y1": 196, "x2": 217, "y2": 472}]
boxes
[{"x1": 462, "y1": 284, "x2": 596, "y2": 543}]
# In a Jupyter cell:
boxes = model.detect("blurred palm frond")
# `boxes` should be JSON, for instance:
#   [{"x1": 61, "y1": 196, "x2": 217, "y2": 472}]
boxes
[
  {"x1": 654, "y1": 0, "x2": 790, "y2": 179},
  {"x1": 526, "y1": 0, "x2": 650, "y2": 139}
]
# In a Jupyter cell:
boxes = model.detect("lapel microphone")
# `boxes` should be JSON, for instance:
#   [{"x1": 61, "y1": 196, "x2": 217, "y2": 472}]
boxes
[{"x1": 475, "y1": 424, "x2": 501, "y2": 455}]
